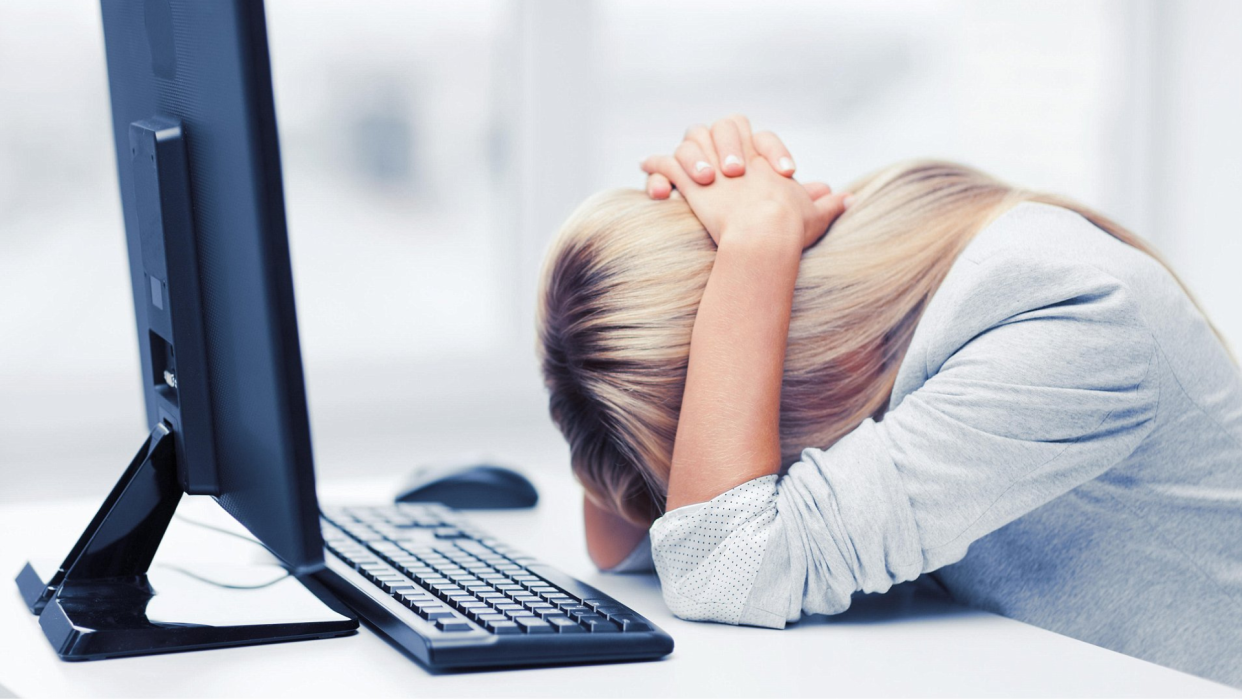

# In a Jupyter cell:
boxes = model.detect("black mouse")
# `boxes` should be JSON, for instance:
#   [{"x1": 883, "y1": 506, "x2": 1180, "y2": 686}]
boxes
[{"x1": 394, "y1": 462, "x2": 539, "y2": 509}]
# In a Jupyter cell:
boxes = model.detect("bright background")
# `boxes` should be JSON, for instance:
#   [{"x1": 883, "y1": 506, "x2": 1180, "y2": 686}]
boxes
[{"x1": 2, "y1": 0, "x2": 1240, "y2": 503}]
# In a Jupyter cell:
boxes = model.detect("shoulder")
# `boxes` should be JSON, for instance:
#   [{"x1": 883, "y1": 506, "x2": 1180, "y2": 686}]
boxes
[{"x1": 895, "y1": 202, "x2": 1158, "y2": 396}]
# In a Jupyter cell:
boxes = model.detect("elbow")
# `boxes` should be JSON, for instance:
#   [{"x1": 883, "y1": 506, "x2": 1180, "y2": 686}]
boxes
[
  {"x1": 659, "y1": 584, "x2": 739, "y2": 625},
  {"x1": 659, "y1": 581, "x2": 789, "y2": 629}
]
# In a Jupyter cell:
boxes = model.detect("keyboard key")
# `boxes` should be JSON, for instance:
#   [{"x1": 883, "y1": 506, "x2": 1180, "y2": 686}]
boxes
[
  {"x1": 609, "y1": 614, "x2": 654, "y2": 632},
  {"x1": 453, "y1": 540, "x2": 494, "y2": 556},
  {"x1": 545, "y1": 616, "x2": 587, "y2": 633},
  {"x1": 436, "y1": 618, "x2": 473, "y2": 632},
  {"x1": 594, "y1": 605, "x2": 630, "y2": 617},
  {"x1": 526, "y1": 603, "x2": 557, "y2": 614},
  {"x1": 563, "y1": 606, "x2": 594, "y2": 618},
  {"x1": 513, "y1": 617, "x2": 554, "y2": 634},
  {"x1": 581, "y1": 617, "x2": 620, "y2": 633},
  {"x1": 473, "y1": 613, "x2": 507, "y2": 623},
  {"x1": 485, "y1": 620, "x2": 521, "y2": 635},
  {"x1": 463, "y1": 608, "x2": 499, "y2": 623},
  {"x1": 419, "y1": 607, "x2": 457, "y2": 621}
]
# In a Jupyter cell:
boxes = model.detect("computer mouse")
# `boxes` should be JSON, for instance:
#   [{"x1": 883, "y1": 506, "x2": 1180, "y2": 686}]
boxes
[{"x1": 394, "y1": 461, "x2": 539, "y2": 510}]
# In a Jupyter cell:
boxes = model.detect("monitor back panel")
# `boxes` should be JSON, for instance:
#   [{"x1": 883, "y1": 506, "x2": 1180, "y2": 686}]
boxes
[{"x1": 100, "y1": 0, "x2": 323, "y2": 572}]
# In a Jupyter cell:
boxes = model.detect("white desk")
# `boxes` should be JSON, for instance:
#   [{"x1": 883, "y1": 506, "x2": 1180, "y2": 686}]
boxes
[{"x1": 1, "y1": 471, "x2": 1235, "y2": 698}]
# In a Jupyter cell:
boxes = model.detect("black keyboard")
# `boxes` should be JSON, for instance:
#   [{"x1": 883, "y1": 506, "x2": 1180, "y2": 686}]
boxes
[{"x1": 317, "y1": 503, "x2": 673, "y2": 669}]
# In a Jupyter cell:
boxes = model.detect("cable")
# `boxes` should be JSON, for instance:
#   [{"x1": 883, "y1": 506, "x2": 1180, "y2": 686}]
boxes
[
  {"x1": 165, "y1": 513, "x2": 290, "y2": 589},
  {"x1": 157, "y1": 563, "x2": 291, "y2": 590},
  {"x1": 174, "y1": 512, "x2": 278, "y2": 557}
]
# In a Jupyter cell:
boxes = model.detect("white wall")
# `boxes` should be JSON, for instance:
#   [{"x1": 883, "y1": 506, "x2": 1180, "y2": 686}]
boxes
[
  {"x1": 1, "y1": 0, "x2": 1239, "y2": 503},
  {"x1": 1147, "y1": 0, "x2": 1242, "y2": 353}
]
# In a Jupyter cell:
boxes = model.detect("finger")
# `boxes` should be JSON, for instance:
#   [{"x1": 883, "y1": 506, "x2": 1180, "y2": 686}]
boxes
[
  {"x1": 683, "y1": 124, "x2": 716, "y2": 165},
  {"x1": 641, "y1": 154, "x2": 694, "y2": 192},
  {"x1": 710, "y1": 118, "x2": 746, "y2": 177},
  {"x1": 724, "y1": 114, "x2": 757, "y2": 159},
  {"x1": 802, "y1": 181, "x2": 832, "y2": 201},
  {"x1": 754, "y1": 130, "x2": 796, "y2": 177},
  {"x1": 810, "y1": 191, "x2": 853, "y2": 238},
  {"x1": 646, "y1": 173, "x2": 672, "y2": 199},
  {"x1": 675, "y1": 141, "x2": 715, "y2": 185}
]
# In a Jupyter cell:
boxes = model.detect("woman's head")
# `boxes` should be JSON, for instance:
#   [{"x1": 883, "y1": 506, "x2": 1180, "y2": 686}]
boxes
[{"x1": 537, "y1": 160, "x2": 1166, "y2": 525}]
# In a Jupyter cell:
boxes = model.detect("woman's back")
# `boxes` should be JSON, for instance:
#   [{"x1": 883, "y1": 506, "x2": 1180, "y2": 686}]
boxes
[{"x1": 917, "y1": 202, "x2": 1242, "y2": 682}]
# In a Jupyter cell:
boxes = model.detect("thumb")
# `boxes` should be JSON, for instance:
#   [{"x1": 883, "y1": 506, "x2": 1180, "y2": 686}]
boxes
[
  {"x1": 802, "y1": 181, "x2": 833, "y2": 201},
  {"x1": 811, "y1": 191, "x2": 853, "y2": 233}
]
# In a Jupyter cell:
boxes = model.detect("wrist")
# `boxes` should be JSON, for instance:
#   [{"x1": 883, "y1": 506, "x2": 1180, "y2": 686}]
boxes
[
  {"x1": 716, "y1": 208, "x2": 804, "y2": 256},
  {"x1": 715, "y1": 229, "x2": 803, "y2": 267}
]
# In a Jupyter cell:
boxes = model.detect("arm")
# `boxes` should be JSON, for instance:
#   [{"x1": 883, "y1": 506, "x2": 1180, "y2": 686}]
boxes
[
  {"x1": 583, "y1": 494, "x2": 649, "y2": 570},
  {"x1": 666, "y1": 231, "x2": 801, "y2": 510},
  {"x1": 641, "y1": 115, "x2": 850, "y2": 511}
]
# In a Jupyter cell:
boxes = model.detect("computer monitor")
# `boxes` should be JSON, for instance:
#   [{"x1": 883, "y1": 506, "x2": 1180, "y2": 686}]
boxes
[{"x1": 14, "y1": 0, "x2": 358, "y2": 658}]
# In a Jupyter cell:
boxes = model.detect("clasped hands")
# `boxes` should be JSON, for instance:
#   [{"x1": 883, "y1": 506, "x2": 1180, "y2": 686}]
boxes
[{"x1": 640, "y1": 114, "x2": 852, "y2": 253}]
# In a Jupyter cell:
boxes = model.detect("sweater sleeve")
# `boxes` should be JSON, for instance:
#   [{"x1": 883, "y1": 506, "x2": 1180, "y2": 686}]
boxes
[{"x1": 649, "y1": 261, "x2": 1160, "y2": 627}]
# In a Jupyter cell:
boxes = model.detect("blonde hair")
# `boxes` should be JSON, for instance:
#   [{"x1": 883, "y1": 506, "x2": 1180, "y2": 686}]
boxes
[{"x1": 537, "y1": 160, "x2": 1211, "y2": 525}]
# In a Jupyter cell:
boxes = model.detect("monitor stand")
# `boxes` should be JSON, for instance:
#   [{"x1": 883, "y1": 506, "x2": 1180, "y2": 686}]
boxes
[{"x1": 14, "y1": 423, "x2": 357, "y2": 660}]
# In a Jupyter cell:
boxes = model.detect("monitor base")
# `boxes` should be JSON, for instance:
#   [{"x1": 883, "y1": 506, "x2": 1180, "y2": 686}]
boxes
[{"x1": 15, "y1": 424, "x2": 357, "y2": 660}]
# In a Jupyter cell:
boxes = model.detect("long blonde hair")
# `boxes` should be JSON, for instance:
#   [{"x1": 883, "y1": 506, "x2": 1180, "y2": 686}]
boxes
[{"x1": 537, "y1": 160, "x2": 1209, "y2": 525}]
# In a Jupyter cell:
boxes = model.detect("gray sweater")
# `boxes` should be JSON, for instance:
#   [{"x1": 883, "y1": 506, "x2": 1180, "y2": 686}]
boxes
[{"x1": 645, "y1": 202, "x2": 1242, "y2": 687}]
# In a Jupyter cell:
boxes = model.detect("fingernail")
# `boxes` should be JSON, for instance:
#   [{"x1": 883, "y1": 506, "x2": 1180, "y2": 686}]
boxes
[
  {"x1": 723, "y1": 154, "x2": 743, "y2": 170},
  {"x1": 779, "y1": 157, "x2": 795, "y2": 173},
  {"x1": 695, "y1": 160, "x2": 712, "y2": 174},
  {"x1": 843, "y1": 194, "x2": 856, "y2": 210}
]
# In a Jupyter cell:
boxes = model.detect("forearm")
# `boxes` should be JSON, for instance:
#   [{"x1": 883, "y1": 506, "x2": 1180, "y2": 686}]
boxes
[
  {"x1": 666, "y1": 231, "x2": 802, "y2": 511},
  {"x1": 583, "y1": 494, "x2": 649, "y2": 569}
]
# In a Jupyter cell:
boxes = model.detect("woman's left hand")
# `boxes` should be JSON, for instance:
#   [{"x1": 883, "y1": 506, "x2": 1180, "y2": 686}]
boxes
[{"x1": 640, "y1": 115, "x2": 851, "y2": 251}]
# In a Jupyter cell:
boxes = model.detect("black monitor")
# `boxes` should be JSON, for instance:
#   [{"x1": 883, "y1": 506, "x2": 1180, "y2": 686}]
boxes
[{"x1": 14, "y1": 0, "x2": 358, "y2": 658}]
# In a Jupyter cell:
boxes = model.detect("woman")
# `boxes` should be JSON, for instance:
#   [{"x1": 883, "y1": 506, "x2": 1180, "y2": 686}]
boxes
[{"x1": 537, "y1": 115, "x2": 1242, "y2": 687}]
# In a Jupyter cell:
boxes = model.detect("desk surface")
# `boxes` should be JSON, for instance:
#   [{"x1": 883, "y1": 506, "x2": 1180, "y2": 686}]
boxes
[{"x1": 1, "y1": 471, "x2": 1235, "y2": 698}]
